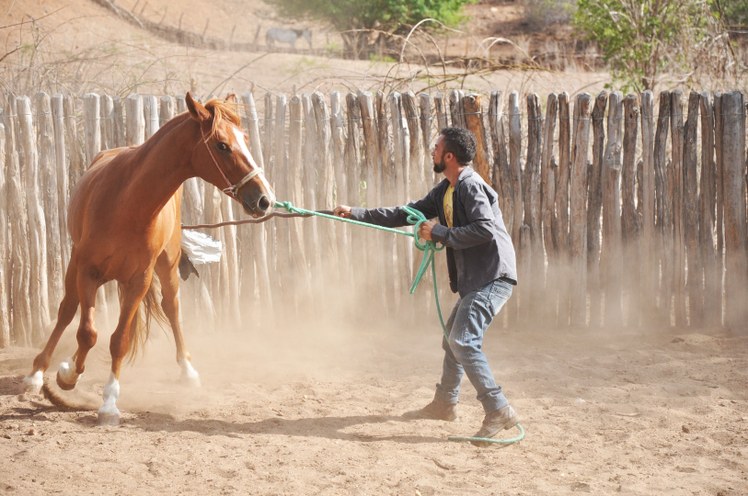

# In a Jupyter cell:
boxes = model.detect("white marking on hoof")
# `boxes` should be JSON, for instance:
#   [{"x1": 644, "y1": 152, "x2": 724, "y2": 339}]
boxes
[
  {"x1": 97, "y1": 374, "x2": 121, "y2": 426},
  {"x1": 56, "y1": 358, "x2": 80, "y2": 390},
  {"x1": 23, "y1": 371, "x2": 44, "y2": 394},
  {"x1": 179, "y1": 358, "x2": 201, "y2": 387}
]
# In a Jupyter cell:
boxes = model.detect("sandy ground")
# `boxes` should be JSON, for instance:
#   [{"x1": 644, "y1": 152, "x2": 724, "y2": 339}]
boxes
[
  {"x1": 1, "y1": 310, "x2": 746, "y2": 495},
  {"x1": 2, "y1": 2, "x2": 747, "y2": 495}
]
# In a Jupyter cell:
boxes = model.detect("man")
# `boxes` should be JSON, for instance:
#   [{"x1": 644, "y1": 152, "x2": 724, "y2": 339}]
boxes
[{"x1": 334, "y1": 127, "x2": 519, "y2": 446}]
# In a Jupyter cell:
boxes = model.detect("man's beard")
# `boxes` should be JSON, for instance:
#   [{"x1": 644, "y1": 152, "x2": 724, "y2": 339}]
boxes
[{"x1": 433, "y1": 160, "x2": 446, "y2": 173}]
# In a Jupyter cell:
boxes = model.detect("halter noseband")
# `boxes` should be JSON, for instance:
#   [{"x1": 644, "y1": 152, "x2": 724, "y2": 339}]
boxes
[{"x1": 198, "y1": 127, "x2": 266, "y2": 200}]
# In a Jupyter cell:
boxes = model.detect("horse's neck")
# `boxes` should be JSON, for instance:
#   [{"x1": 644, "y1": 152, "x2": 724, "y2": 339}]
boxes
[{"x1": 125, "y1": 118, "x2": 195, "y2": 222}]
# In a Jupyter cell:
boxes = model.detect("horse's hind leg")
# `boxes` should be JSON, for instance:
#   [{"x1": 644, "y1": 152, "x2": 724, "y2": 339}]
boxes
[
  {"x1": 155, "y1": 251, "x2": 200, "y2": 386},
  {"x1": 99, "y1": 272, "x2": 151, "y2": 426},
  {"x1": 24, "y1": 254, "x2": 81, "y2": 393}
]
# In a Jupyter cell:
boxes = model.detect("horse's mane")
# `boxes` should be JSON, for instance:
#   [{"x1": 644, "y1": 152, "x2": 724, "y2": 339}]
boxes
[
  {"x1": 204, "y1": 98, "x2": 241, "y2": 138},
  {"x1": 133, "y1": 97, "x2": 241, "y2": 155}
]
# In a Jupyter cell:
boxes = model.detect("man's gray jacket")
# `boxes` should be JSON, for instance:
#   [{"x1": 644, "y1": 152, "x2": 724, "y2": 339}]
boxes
[{"x1": 349, "y1": 167, "x2": 517, "y2": 297}]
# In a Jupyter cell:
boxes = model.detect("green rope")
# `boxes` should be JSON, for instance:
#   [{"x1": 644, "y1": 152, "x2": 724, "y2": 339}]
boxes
[
  {"x1": 448, "y1": 423, "x2": 526, "y2": 445},
  {"x1": 273, "y1": 200, "x2": 524, "y2": 446},
  {"x1": 274, "y1": 200, "x2": 449, "y2": 336}
]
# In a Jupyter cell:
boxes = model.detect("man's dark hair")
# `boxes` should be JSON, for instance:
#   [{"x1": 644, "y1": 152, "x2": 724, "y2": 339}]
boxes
[{"x1": 440, "y1": 127, "x2": 476, "y2": 165}]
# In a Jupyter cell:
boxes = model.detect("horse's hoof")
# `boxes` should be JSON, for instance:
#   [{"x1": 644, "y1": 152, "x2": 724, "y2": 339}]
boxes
[
  {"x1": 23, "y1": 371, "x2": 44, "y2": 394},
  {"x1": 97, "y1": 411, "x2": 121, "y2": 426},
  {"x1": 180, "y1": 373, "x2": 201, "y2": 388},
  {"x1": 56, "y1": 360, "x2": 79, "y2": 391},
  {"x1": 56, "y1": 371, "x2": 77, "y2": 391}
]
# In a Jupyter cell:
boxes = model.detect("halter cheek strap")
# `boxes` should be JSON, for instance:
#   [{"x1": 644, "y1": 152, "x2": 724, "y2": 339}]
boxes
[{"x1": 198, "y1": 129, "x2": 266, "y2": 200}]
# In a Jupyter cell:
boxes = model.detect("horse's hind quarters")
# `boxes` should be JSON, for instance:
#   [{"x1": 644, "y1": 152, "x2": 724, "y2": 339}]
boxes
[{"x1": 23, "y1": 370, "x2": 44, "y2": 394}]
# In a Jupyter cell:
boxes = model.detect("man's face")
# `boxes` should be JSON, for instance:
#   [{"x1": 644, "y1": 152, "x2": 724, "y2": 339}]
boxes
[{"x1": 432, "y1": 135, "x2": 446, "y2": 173}]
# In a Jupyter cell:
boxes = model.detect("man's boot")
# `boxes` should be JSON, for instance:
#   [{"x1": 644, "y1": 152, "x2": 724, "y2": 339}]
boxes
[
  {"x1": 403, "y1": 395, "x2": 457, "y2": 421},
  {"x1": 470, "y1": 404, "x2": 519, "y2": 446}
]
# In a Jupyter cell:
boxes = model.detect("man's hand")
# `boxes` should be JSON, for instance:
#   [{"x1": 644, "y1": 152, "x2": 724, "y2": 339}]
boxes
[
  {"x1": 333, "y1": 205, "x2": 352, "y2": 218},
  {"x1": 418, "y1": 219, "x2": 438, "y2": 241}
]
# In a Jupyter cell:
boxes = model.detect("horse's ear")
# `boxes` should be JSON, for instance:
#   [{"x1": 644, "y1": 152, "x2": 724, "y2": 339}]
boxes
[
  {"x1": 225, "y1": 93, "x2": 237, "y2": 103},
  {"x1": 186, "y1": 92, "x2": 211, "y2": 122}
]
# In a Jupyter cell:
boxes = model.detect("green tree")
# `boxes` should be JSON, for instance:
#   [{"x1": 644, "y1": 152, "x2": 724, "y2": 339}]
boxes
[
  {"x1": 266, "y1": 0, "x2": 473, "y2": 58},
  {"x1": 713, "y1": 0, "x2": 748, "y2": 29},
  {"x1": 573, "y1": 0, "x2": 715, "y2": 92}
]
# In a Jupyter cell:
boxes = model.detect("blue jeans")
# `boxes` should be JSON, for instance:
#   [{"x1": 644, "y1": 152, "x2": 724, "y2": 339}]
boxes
[{"x1": 435, "y1": 278, "x2": 513, "y2": 413}]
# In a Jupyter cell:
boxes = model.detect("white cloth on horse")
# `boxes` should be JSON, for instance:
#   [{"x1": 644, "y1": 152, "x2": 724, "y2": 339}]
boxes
[{"x1": 181, "y1": 229, "x2": 222, "y2": 264}]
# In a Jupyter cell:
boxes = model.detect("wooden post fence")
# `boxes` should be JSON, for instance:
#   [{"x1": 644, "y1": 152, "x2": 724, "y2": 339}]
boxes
[{"x1": 1, "y1": 89, "x2": 746, "y2": 348}]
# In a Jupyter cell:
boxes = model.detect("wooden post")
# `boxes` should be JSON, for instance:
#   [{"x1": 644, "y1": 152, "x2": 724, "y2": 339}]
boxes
[
  {"x1": 159, "y1": 95, "x2": 175, "y2": 126},
  {"x1": 653, "y1": 91, "x2": 672, "y2": 325},
  {"x1": 112, "y1": 96, "x2": 126, "y2": 148},
  {"x1": 541, "y1": 93, "x2": 558, "y2": 265},
  {"x1": 670, "y1": 91, "x2": 686, "y2": 327},
  {"x1": 312, "y1": 91, "x2": 337, "y2": 272},
  {"x1": 419, "y1": 92, "x2": 434, "y2": 164},
  {"x1": 555, "y1": 92, "x2": 572, "y2": 327},
  {"x1": 6, "y1": 99, "x2": 33, "y2": 345},
  {"x1": 621, "y1": 94, "x2": 641, "y2": 326},
  {"x1": 83, "y1": 93, "x2": 102, "y2": 164},
  {"x1": 239, "y1": 91, "x2": 272, "y2": 319},
  {"x1": 489, "y1": 91, "x2": 512, "y2": 225},
  {"x1": 220, "y1": 194, "x2": 241, "y2": 328},
  {"x1": 0, "y1": 122, "x2": 9, "y2": 347},
  {"x1": 273, "y1": 94, "x2": 295, "y2": 310},
  {"x1": 540, "y1": 94, "x2": 558, "y2": 327},
  {"x1": 63, "y1": 96, "x2": 85, "y2": 187},
  {"x1": 523, "y1": 93, "x2": 542, "y2": 323},
  {"x1": 569, "y1": 93, "x2": 592, "y2": 328},
  {"x1": 125, "y1": 94, "x2": 145, "y2": 146},
  {"x1": 719, "y1": 91, "x2": 747, "y2": 330},
  {"x1": 344, "y1": 93, "x2": 364, "y2": 285},
  {"x1": 101, "y1": 95, "x2": 115, "y2": 151},
  {"x1": 289, "y1": 95, "x2": 312, "y2": 275},
  {"x1": 17, "y1": 96, "x2": 51, "y2": 342},
  {"x1": 601, "y1": 92, "x2": 623, "y2": 327},
  {"x1": 403, "y1": 91, "x2": 427, "y2": 194},
  {"x1": 698, "y1": 93, "x2": 721, "y2": 327},
  {"x1": 434, "y1": 93, "x2": 448, "y2": 131},
  {"x1": 682, "y1": 92, "x2": 702, "y2": 326},
  {"x1": 556, "y1": 92, "x2": 571, "y2": 254},
  {"x1": 144, "y1": 95, "x2": 159, "y2": 138},
  {"x1": 36, "y1": 93, "x2": 64, "y2": 316},
  {"x1": 639, "y1": 91, "x2": 657, "y2": 324},
  {"x1": 389, "y1": 93, "x2": 414, "y2": 294},
  {"x1": 463, "y1": 94, "x2": 490, "y2": 183},
  {"x1": 588, "y1": 91, "x2": 607, "y2": 327},
  {"x1": 507, "y1": 91, "x2": 523, "y2": 247},
  {"x1": 51, "y1": 95, "x2": 71, "y2": 268},
  {"x1": 358, "y1": 91, "x2": 380, "y2": 210},
  {"x1": 449, "y1": 89, "x2": 465, "y2": 129}
]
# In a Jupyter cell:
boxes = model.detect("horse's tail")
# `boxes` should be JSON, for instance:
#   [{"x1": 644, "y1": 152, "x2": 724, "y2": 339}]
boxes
[{"x1": 121, "y1": 279, "x2": 169, "y2": 363}]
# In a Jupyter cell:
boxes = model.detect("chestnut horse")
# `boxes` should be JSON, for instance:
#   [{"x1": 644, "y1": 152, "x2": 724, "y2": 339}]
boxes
[{"x1": 23, "y1": 93, "x2": 275, "y2": 425}]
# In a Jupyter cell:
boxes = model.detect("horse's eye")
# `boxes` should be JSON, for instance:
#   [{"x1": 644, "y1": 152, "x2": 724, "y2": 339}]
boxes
[{"x1": 217, "y1": 142, "x2": 230, "y2": 152}]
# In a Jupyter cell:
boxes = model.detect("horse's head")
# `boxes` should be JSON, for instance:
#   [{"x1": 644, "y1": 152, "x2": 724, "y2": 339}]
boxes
[{"x1": 186, "y1": 92, "x2": 275, "y2": 218}]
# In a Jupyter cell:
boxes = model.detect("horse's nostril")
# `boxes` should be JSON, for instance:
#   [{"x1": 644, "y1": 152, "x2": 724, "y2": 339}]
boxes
[{"x1": 258, "y1": 195, "x2": 271, "y2": 211}]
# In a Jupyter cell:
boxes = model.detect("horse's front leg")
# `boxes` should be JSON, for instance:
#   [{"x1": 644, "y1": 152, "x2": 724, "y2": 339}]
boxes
[
  {"x1": 155, "y1": 251, "x2": 200, "y2": 387},
  {"x1": 98, "y1": 273, "x2": 151, "y2": 426}
]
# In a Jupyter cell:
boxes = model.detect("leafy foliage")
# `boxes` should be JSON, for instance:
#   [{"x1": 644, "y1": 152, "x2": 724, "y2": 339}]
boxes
[
  {"x1": 266, "y1": 0, "x2": 474, "y2": 58},
  {"x1": 713, "y1": 0, "x2": 748, "y2": 29},
  {"x1": 573, "y1": 0, "x2": 716, "y2": 92}
]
